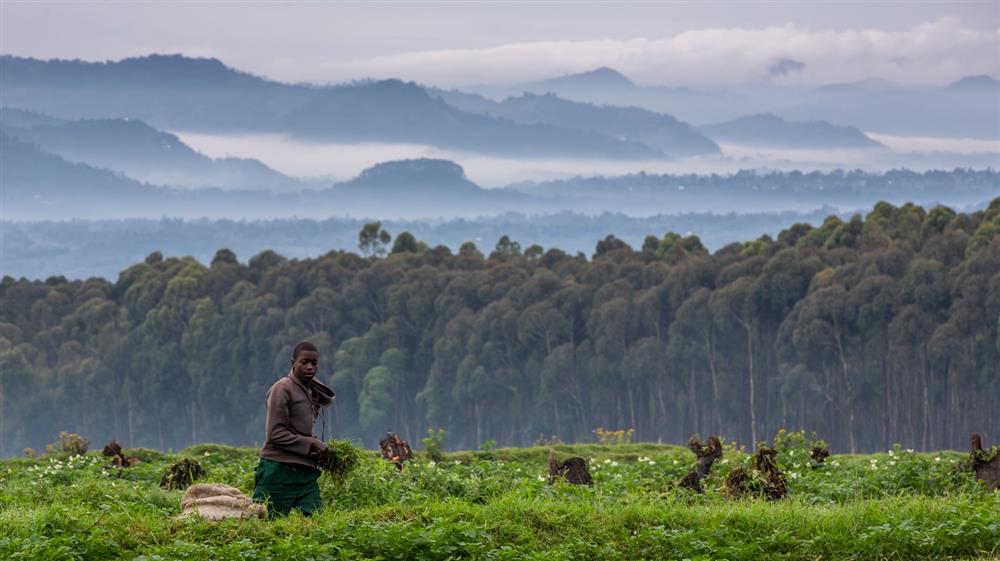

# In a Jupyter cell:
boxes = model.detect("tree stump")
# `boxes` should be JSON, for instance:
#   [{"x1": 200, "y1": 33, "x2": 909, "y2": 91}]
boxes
[
  {"x1": 724, "y1": 447, "x2": 787, "y2": 500},
  {"x1": 548, "y1": 450, "x2": 593, "y2": 485},
  {"x1": 678, "y1": 435, "x2": 723, "y2": 493},
  {"x1": 160, "y1": 458, "x2": 206, "y2": 490},
  {"x1": 101, "y1": 440, "x2": 139, "y2": 467},
  {"x1": 379, "y1": 432, "x2": 413, "y2": 470},
  {"x1": 809, "y1": 445, "x2": 830, "y2": 469},
  {"x1": 970, "y1": 434, "x2": 1000, "y2": 490}
]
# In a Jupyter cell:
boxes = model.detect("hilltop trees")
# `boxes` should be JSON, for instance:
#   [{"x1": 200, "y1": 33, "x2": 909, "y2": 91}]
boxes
[{"x1": 0, "y1": 199, "x2": 997, "y2": 454}]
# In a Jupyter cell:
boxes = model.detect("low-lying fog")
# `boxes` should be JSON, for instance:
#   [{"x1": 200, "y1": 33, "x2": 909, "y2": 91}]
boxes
[{"x1": 175, "y1": 131, "x2": 1000, "y2": 187}]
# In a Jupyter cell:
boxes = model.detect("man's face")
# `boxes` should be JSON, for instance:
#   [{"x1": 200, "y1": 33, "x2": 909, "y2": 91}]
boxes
[{"x1": 292, "y1": 350, "x2": 319, "y2": 382}]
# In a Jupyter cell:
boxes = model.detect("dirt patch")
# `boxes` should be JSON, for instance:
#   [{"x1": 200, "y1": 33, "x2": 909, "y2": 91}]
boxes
[
  {"x1": 970, "y1": 434, "x2": 1000, "y2": 491},
  {"x1": 724, "y1": 447, "x2": 787, "y2": 500},
  {"x1": 678, "y1": 435, "x2": 723, "y2": 493},
  {"x1": 160, "y1": 458, "x2": 206, "y2": 490},
  {"x1": 379, "y1": 432, "x2": 413, "y2": 470},
  {"x1": 548, "y1": 450, "x2": 593, "y2": 485}
]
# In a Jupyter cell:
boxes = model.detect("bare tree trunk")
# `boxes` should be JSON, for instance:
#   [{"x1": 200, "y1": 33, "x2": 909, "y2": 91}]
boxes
[
  {"x1": 0, "y1": 379, "x2": 5, "y2": 457},
  {"x1": 474, "y1": 401, "x2": 482, "y2": 446},
  {"x1": 689, "y1": 367, "x2": 700, "y2": 436},
  {"x1": 191, "y1": 389, "x2": 198, "y2": 446},
  {"x1": 705, "y1": 329, "x2": 722, "y2": 435},
  {"x1": 127, "y1": 399, "x2": 135, "y2": 448},
  {"x1": 626, "y1": 379, "x2": 637, "y2": 431},
  {"x1": 833, "y1": 331, "x2": 857, "y2": 453},
  {"x1": 745, "y1": 325, "x2": 756, "y2": 446},
  {"x1": 921, "y1": 347, "x2": 930, "y2": 451}
]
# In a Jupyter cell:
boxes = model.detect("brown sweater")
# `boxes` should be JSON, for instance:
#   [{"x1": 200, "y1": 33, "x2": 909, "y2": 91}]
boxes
[{"x1": 259, "y1": 373, "x2": 335, "y2": 468}]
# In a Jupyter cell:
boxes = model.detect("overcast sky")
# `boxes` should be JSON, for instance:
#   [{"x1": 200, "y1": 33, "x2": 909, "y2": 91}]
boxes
[{"x1": 2, "y1": 2, "x2": 998, "y2": 87}]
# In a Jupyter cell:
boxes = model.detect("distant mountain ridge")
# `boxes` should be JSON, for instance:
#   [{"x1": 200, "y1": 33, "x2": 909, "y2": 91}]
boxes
[
  {"x1": 699, "y1": 113, "x2": 884, "y2": 149},
  {"x1": 524, "y1": 67, "x2": 636, "y2": 92},
  {"x1": 435, "y1": 90, "x2": 720, "y2": 157},
  {"x1": 0, "y1": 110, "x2": 301, "y2": 190},
  {"x1": 469, "y1": 67, "x2": 1000, "y2": 140},
  {"x1": 0, "y1": 55, "x2": 666, "y2": 160}
]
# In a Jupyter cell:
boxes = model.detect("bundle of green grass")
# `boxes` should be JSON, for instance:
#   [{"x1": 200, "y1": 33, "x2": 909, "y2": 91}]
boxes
[{"x1": 317, "y1": 439, "x2": 365, "y2": 485}]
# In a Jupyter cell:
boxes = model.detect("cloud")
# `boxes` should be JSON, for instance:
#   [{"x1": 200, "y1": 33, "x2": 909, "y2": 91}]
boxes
[{"x1": 320, "y1": 18, "x2": 999, "y2": 87}]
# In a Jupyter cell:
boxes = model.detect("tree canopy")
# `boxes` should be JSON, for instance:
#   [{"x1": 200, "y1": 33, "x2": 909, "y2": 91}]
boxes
[{"x1": 1, "y1": 199, "x2": 998, "y2": 455}]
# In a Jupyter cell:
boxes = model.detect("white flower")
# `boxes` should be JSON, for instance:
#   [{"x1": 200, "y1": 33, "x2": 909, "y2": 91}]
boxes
[
  {"x1": 934, "y1": 457, "x2": 942, "y2": 462},
  {"x1": 647, "y1": 460, "x2": 655, "y2": 466},
  {"x1": 889, "y1": 461, "x2": 896, "y2": 466},
  {"x1": 204, "y1": 452, "x2": 211, "y2": 457},
  {"x1": 888, "y1": 450, "x2": 894, "y2": 457},
  {"x1": 673, "y1": 459, "x2": 679, "y2": 465},
  {"x1": 870, "y1": 464, "x2": 878, "y2": 471},
  {"x1": 789, "y1": 472, "x2": 799, "y2": 479},
  {"x1": 537, "y1": 475, "x2": 546, "y2": 482},
  {"x1": 906, "y1": 449, "x2": 914, "y2": 454},
  {"x1": 610, "y1": 461, "x2": 619, "y2": 467},
  {"x1": 427, "y1": 461, "x2": 436, "y2": 468},
  {"x1": 604, "y1": 459, "x2": 611, "y2": 464}
]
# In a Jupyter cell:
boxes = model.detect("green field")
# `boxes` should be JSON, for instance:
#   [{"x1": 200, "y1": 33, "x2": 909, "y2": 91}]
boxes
[{"x1": 1, "y1": 440, "x2": 997, "y2": 561}]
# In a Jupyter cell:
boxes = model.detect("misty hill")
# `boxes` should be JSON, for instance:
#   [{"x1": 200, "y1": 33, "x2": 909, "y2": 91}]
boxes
[
  {"x1": 524, "y1": 66, "x2": 637, "y2": 92},
  {"x1": 334, "y1": 159, "x2": 480, "y2": 193},
  {"x1": 474, "y1": 68, "x2": 1000, "y2": 140},
  {"x1": 1, "y1": 132, "x2": 154, "y2": 203},
  {"x1": 0, "y1": 107, "x2": 65, "y2": 127},
  {"x1": 0, "y1": 53, "x2": 270, "y2": 90},
  {"x1": 436, "y1": 91, "x2": 720, "y2": 157},
  {"x1": 699, "y1": 113, "x2": 884, "y2": 149},
  {"x1": 1, "y1": 133, "x2": 292, "y2": 219},
  {"x1": 3, "y1": 141, "x2": 534, "y2": 220},
  {"x1": 1, "y1": 113, "x2": 302, "y2": 190},
  {"x1": 322, "y1": 159, "x2": 533, "y2": 217},
  {"x1": 0, "y1": 55, "x2": 664, "y2": 160},
  {"x1": 282, "y1": 79, "x2": 662, "y2": 158},
  {"x1": 946, "y1": 75, "x2": 1000, "y2": 92}
]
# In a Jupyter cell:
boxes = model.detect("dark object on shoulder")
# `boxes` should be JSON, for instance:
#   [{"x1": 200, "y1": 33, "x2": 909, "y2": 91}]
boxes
[
  {"x1": 548, "y1": 450, "x2": 593, "y2": 485},
  {"x1": 379, "y1": 432, "x2": 413, "y2": 470}
]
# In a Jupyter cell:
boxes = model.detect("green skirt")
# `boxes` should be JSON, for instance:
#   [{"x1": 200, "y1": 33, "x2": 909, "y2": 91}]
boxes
[{"x1": 252, "y1": 458, "x2": 323, "y2": 518}]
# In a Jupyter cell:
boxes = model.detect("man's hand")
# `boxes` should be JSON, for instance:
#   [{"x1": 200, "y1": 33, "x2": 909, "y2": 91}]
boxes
[
  {"x1": 308, "y1": 440, "x2": 329, "y2": 459},
  {"x1": 316, "y1": 447, "x2": 333, "y2": 465}
]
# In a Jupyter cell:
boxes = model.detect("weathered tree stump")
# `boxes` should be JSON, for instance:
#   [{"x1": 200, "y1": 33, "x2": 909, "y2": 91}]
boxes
[
  {"x1": 548, "y1": 450, "x2": 593, "y2": 485},
  {"x1": 379, "y1": 432, "x2": 413, "y2": 470},
  {"x1": 678, "y1": 435, "x2": 723, "y2": 493},
  {"x1": 724, "y1": 447, "x2": 787, "y2": 500},
  {"x1": 809, "y1": 445, "x2": 830, "y2": 468},
  {"x1": 970, "y1": 434, "x2": 1000, "y2": 490},
  {"x1": 101, "y1": 440, "x2": 139, "y2": 468},
  {"x1": 160, "y1": 458, "x2": 206, "y2": 490}
]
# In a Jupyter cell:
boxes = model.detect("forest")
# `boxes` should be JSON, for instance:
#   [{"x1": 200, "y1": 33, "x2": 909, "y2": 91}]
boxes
[{"x1": 1, "y1": 198, "x2": 998, "y2": 456}]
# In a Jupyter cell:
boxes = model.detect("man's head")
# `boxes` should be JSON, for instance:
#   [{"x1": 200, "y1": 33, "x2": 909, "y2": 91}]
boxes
[{"x1": 291, "y1": 341, "x2": 319, "y2": 382}]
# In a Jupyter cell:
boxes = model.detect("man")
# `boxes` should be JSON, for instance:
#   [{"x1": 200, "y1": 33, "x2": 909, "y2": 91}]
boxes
[{"x1": 252, "y1": 341, "x2": 336, "y2": 517}]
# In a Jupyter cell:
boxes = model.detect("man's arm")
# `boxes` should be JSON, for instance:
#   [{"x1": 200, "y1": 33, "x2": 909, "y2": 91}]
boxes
[{"x1": 265, "y1": 384, "x2": 325, "y2": 456}]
